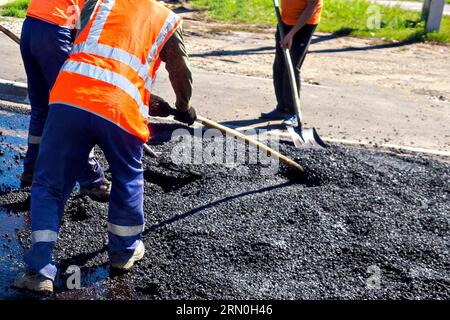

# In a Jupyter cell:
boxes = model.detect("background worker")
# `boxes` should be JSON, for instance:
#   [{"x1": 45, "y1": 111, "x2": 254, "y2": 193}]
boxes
[
  {"x1": 14, "y1": 0, "x2": 196, "y2": 293},
  {"x1": 260, "y1": 0, "x2": 323, "y2": 126},
  {"x1": 19, "y1": 0, "x2": 110, "y2": 201}
]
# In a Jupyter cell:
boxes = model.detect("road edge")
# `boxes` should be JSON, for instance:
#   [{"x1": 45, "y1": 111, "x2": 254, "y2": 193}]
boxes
[{"x1": 0, "y1": 78, "x2": 28, "y2": 102}]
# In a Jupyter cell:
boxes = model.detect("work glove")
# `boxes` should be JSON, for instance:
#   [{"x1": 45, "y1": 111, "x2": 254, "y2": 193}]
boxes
[
  {"x1": 148, "y1": 95, "x2": 173, "y2": 118},
  {"x1": 173, "y1": 107, "x2": 197, "y2": 126}
]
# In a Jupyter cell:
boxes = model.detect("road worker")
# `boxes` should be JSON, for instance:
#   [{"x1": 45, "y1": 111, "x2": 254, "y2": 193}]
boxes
[
  {"x1": 14, "y1": 0, "x2": 196, "y2": 294},
  {"x1": 260, "y1": 0, "x2": 323, "y2": 126},
  {"x1": 19, "y1": 0, "x2": 110, "y2": 201}
]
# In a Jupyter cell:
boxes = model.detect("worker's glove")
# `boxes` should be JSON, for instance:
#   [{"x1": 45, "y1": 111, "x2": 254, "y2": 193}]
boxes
[
  {"x1": 148, "y1": 95, "x2": 173, "y2": 118},
  {"x1": 173, "y1": 107, "x2": 197, "y2": 126}
]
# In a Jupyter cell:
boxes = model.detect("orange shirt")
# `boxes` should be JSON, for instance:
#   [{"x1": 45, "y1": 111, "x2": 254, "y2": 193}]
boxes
[
  {"x1": 281, "y1": 0, "x2": 323, "y2": 25},
  {"x1": 27, "y1": 0, "x2": 86, "y2": 29}
]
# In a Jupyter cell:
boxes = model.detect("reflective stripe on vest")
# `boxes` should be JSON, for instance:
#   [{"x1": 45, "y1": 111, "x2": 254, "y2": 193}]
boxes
[
  {"x1": 49, "y1": 0, "x2": 181, "y2": 142},
  {"x1": 61, "y1": 60, "x2": 148, "y2": 117},
  {"x1": 146, "y1": 10, "x2": 180, "y2": 90}
]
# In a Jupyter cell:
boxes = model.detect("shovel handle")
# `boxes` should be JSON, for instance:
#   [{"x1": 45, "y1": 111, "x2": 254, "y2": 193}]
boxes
[
  {"x1": 196, "y1": 115, "x2": 304, "y2": 172},
  {"x1": 0, "y1": 24, "x2": 20, "y2": 45},
  {"x1": 143, "y1": 144, "x2": 159, "y2": 158},
  {"x1": 272, "y1": 1, "x2": 303, "y2": 127}
]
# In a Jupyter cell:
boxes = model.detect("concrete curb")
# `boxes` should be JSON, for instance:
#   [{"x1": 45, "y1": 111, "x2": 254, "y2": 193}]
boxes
[{"x1": 0, "y1": 78, "x2": 28, "y2": 102}]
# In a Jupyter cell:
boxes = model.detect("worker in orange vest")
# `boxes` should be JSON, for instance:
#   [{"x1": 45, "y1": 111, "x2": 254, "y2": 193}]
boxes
[
  {"x1": 19, "y1": 0, "x2": 110, "y2": 201},
  {"x1": 261, "y1": 0, "x2": 323, "y2": 126},
  {"x1": 14, "y1": 0, "x2": 196, "y2": 293}
]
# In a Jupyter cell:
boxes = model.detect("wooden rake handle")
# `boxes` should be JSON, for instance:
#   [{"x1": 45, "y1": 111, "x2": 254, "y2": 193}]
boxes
[
  {"x1": 196, "y1": 115, "x2": 304, "y2": 172},
  {"x1": 0, "y1": 24, "x2": 20, "y2": 45}
]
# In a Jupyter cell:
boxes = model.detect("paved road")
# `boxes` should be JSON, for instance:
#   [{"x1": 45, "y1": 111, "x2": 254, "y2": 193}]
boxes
[
  {"x1": 0, "y1": 30, "x2": 449, "y2": 154},
  {"x1": 372, "y1": 0, "x2": 450, "y2": 15}
]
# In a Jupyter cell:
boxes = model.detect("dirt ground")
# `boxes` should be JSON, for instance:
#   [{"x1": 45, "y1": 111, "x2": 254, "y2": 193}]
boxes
[
  {"x1": 1, "y1": 13, "x2": 449, "y2": 153},
  {"x1": 183, "y1": 18, "x2": 450, "y2": 103}
]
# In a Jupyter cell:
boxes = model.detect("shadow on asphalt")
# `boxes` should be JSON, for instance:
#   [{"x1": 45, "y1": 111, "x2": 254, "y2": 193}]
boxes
[
  {"x1": 189, "y1": 26, "x2": 426, "y2": 58},
  {"x1": 146, "y1": 181, "x2": 293, "y2": 233}
]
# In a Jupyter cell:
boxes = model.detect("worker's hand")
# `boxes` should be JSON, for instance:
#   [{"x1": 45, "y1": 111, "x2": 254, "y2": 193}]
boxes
[
  {"x1": 280, "y1": 31, "x2": 294, "y2": 50},
  {"x1": 173, "y1": 107, "x2": 197, "y2": 126},
  {"x1": 148, "y1": 95, "x2": 173, "y2": 118}
]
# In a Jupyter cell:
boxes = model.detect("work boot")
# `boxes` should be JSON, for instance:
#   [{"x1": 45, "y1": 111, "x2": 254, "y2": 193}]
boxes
[
  {"x1": 79, "y1": 179, "x2": 111, "y2": 202},
  {"x1": 13, "y1": 272, "x2": 53, "y2": 294},
  {"x1": 260, "y1": 108, "x2": 289, "y2": 120},
  {"x1": 282, "y1": 114, "x2": 298, "y2": 127},
  {"x1": 111, "y1": 241, "x2": 145, "y2": 271},
  {"x1": 20, "y1": 172, "x2": 33, "y2": 188}
]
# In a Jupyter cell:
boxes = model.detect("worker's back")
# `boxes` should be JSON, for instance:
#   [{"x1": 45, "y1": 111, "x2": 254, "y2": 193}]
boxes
[
  {"x1": 49, "y1": 0, "x2": 181, "y2": 142},
  {"x1": 27, "y1": 0, "x2": 86, "y2": 28},
  {"x1": 281, "y1": 0, "x2": 323, "y2": 25}
]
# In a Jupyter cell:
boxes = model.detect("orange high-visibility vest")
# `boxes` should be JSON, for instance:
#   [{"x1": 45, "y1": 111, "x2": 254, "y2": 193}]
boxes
[
  {"x1": 49, "y1": 0, "x2": 182, "y2": 142},
  {"x1": 281, "y1": 0, "x2": 323, "y2": 25},
  {"x1": 27, "y1": 0, "x2": 86, "y2": 29}
]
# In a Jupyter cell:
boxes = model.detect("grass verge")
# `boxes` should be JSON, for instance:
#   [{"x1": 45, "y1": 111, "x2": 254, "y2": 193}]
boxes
[
  {"x1": 190, "y1": 0, "x2": 450, "y2": 43},
  {"x1": 1, "y1": 0, "x2": 28, "y2": 18},
  {"x1": 1, "y1": 0, "x2": 449, "y2": 43}
]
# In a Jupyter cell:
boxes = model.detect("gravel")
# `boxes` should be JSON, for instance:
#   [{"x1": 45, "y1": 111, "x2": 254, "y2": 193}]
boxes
[{"x1": 0, "y1": 123, "x2": 449, "y2": 300}]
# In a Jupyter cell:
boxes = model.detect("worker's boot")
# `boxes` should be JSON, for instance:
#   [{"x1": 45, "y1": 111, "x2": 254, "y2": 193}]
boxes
[
  {"x1": 13, "y1": 272, "x2": 53, "y2": 294},
  {"x1": 260, "y1": 108, "x2": 289, "y2": 120},
  {"x1": 79, "y1": 180, "x2": 111, "y2": 203},
  {"x1": 111, "y1": 241, "x2": 145, "y2": 271},
  {"x1": 20, "y1": 172, "x2": 34, "y2": 188}
]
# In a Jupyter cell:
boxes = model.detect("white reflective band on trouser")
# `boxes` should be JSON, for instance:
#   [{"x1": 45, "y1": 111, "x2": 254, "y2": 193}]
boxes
[
  {"x1": 61, "y1": 61, "x2": 148, "y2": 117},
  {"x1": 107, "y1": 222, "x2": 144, "y2": 237},
  {"x1": 28, "y1": 135, "x2": 41, "y2": 144},
  {"x1": 32, "y1": 230, "x2": 58, "y2": 244}
]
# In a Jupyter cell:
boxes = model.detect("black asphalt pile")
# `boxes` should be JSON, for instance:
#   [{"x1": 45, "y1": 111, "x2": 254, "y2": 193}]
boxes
[{"x1": 1, "y1": 123, "x2": 449, "y2": 299}]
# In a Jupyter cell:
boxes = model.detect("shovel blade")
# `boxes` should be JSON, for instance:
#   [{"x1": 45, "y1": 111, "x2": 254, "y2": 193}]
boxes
[{"x1": 287, "y1": 126, "x2": 327, "y2": 149}]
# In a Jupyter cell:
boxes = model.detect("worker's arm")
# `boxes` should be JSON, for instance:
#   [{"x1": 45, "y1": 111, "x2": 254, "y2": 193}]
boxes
[
  {"x1": 280, "y1": 0, "x2": 319, "y2": 49},
  {"x1": 159, "y1": 26, "x2": 193, "y2": 113}
]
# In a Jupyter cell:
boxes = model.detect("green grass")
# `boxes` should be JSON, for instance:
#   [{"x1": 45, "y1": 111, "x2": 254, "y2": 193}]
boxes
[
  {"x1": 1, "y1": 0, "x2": 28, "y2": 18},
  {"x1": 2, "y1": 0, "x2": 449, "y2": 43},
  {"x1": 191, "y1": 0, "x2": 450, "y2": 43},
  {"x1": 404, "y1": 0, "x2": 450, "y2": 4}
]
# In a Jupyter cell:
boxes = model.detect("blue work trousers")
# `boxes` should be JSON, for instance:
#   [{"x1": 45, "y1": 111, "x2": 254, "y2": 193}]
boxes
[
  {"x1": 24, "y1": 104, "x2": 145, "y2": 280},
  {"x1": 20, "y1": 17, "x2": 103, "y2": 187}
]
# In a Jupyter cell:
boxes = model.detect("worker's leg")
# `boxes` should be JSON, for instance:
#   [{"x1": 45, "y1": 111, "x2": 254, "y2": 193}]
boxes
[
  {"x1": 20, "y1": 18, "x2": 51, "y2": 178},
  {"x1": 32, "y1": 20, "x2": 106, "y2": 189},
  {"x1": 95, "y1": 119, "x2": 145, "y2": 264},
  {"x1": 273, "y1": 26, "x2": 289, "y2": 113},
  {"x1": 262, "y1": 25, "x2": 292, "y2": 119},
  {"x1": 288, "y1": 24, "x2": 317, "y2": 106},
  {"x1": 24, "y1": 104, "x2": 94, "y2": 280}
]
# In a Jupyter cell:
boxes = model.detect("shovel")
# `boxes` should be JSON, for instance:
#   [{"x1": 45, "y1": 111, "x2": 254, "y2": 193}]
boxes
[
  {"x1": 149, "y1": 95, "x2": 304, "y2": 172},
  {"x1": 272, "y1": 0, "x2": 326, "y2": 148}
]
